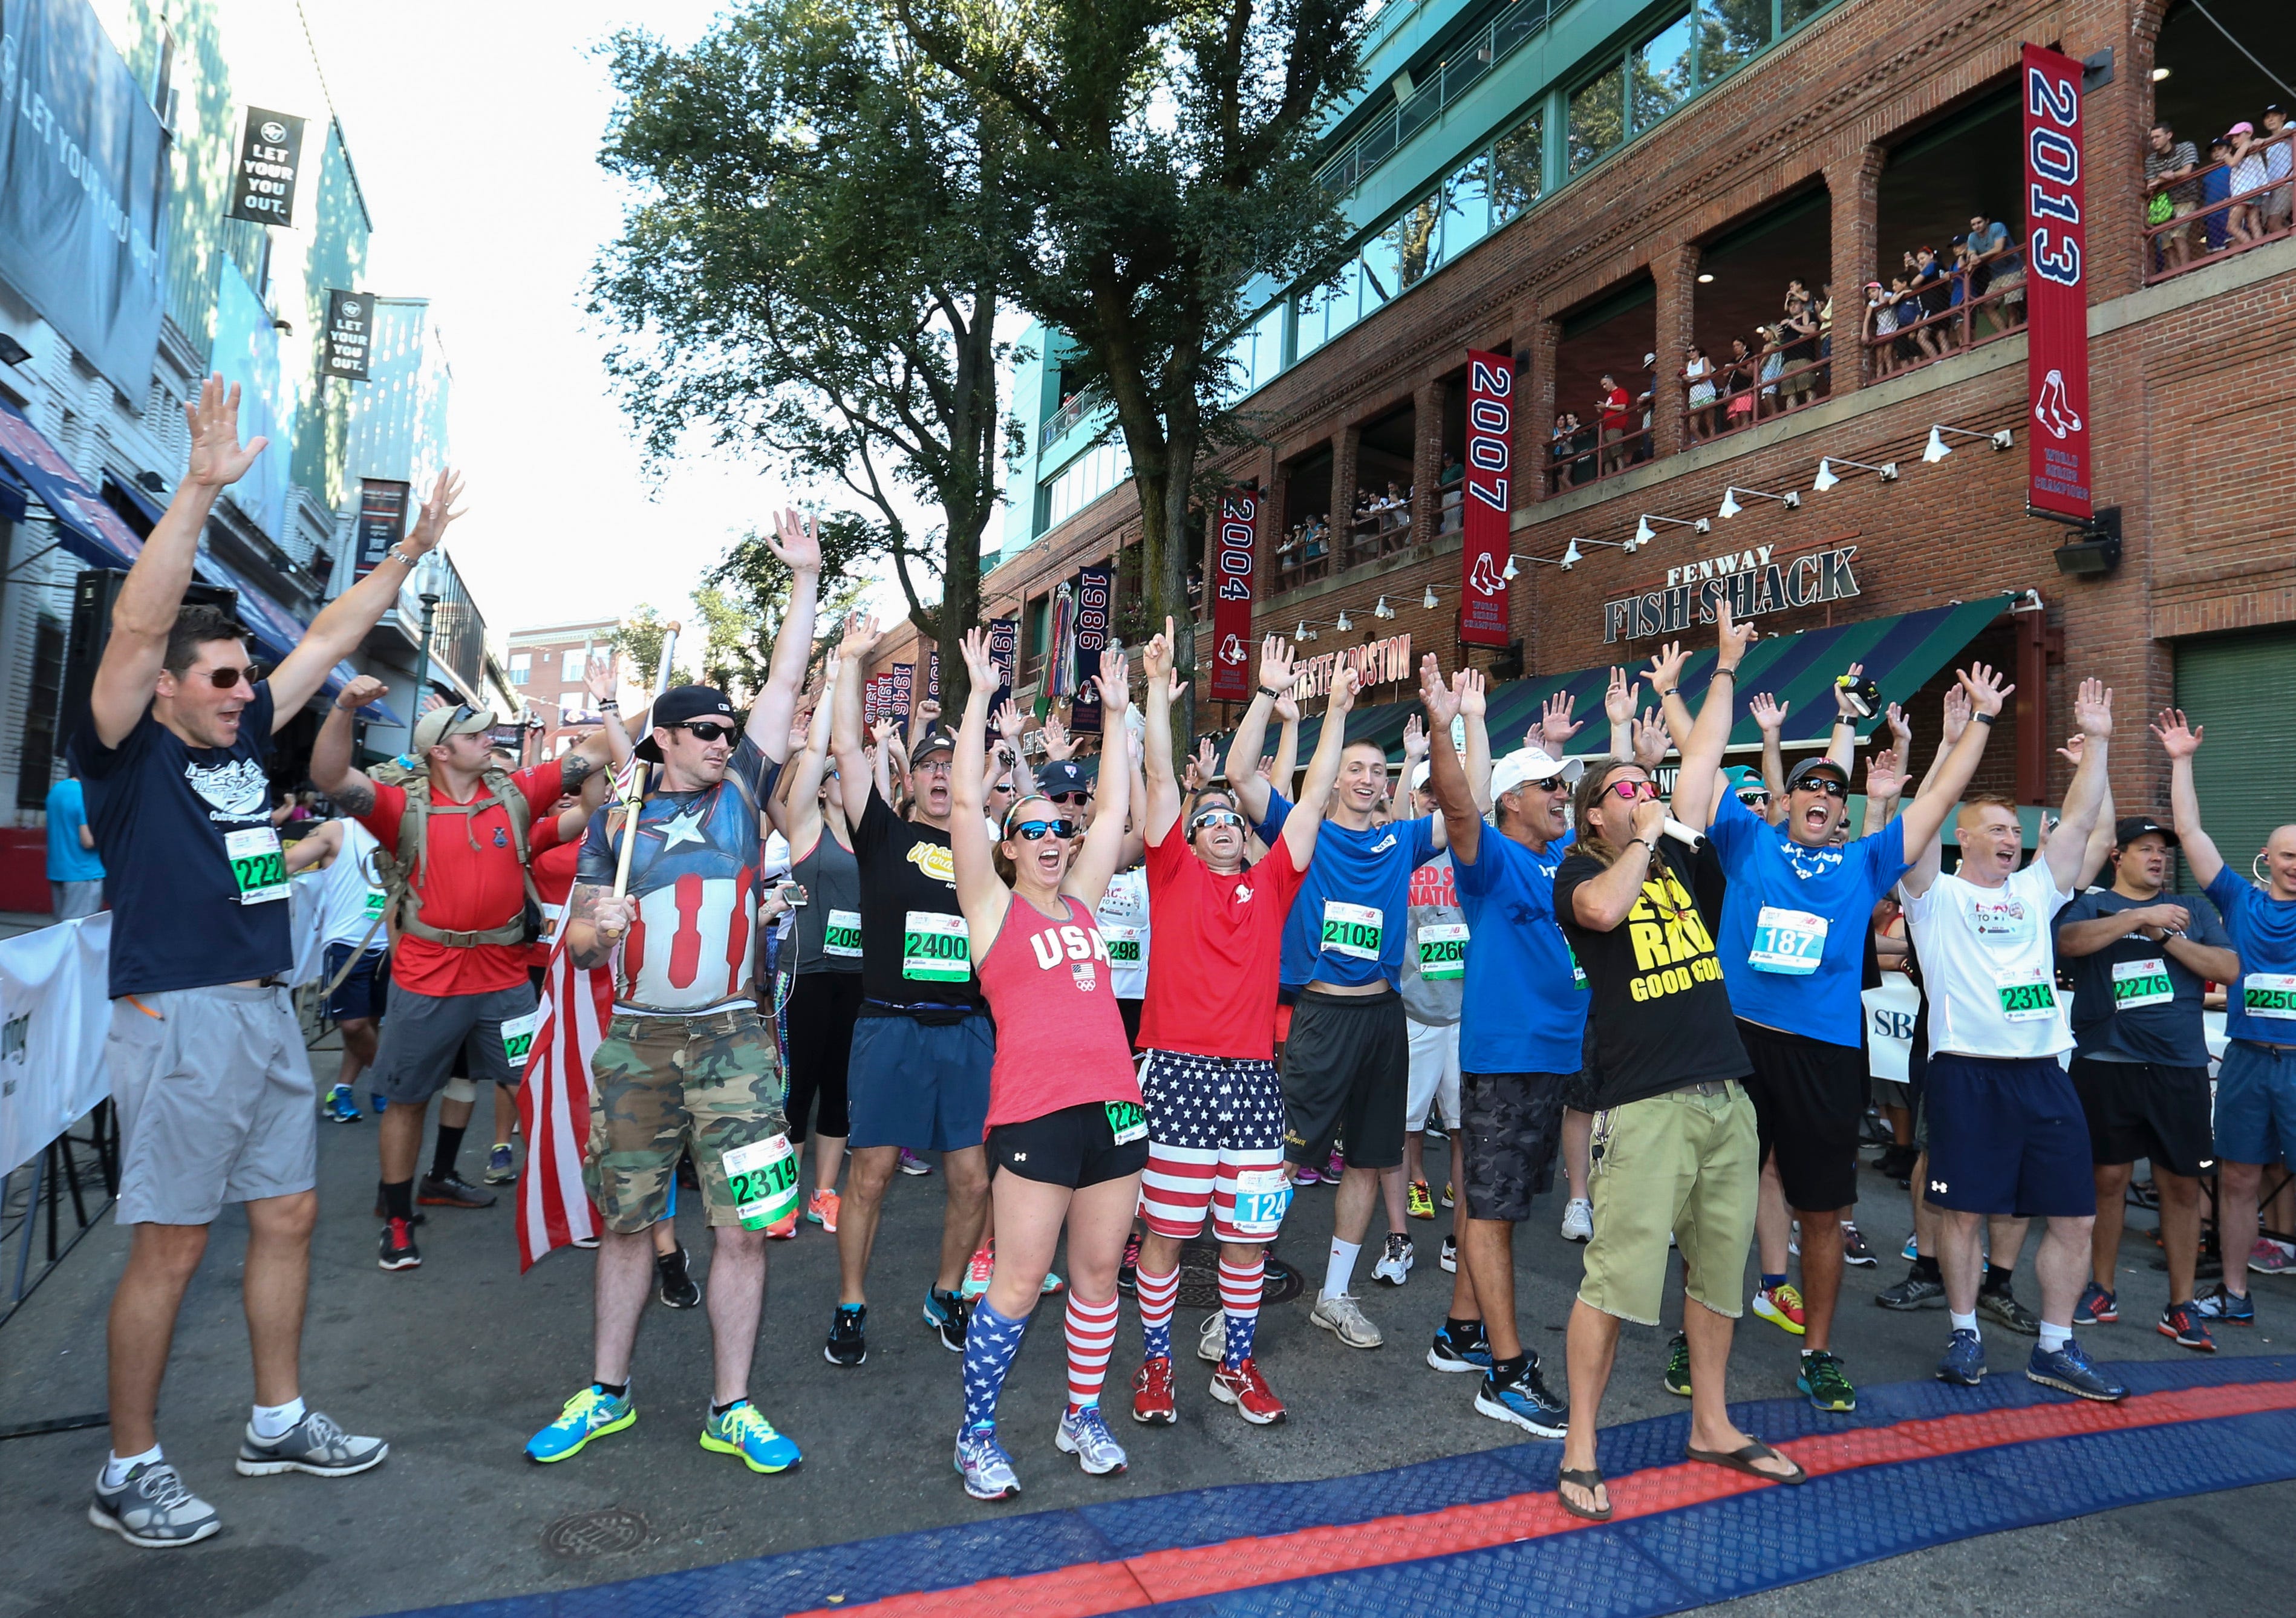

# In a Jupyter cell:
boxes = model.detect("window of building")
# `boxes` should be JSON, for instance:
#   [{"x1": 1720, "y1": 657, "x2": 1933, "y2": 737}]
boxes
[
  {"x1": 1568, "y1": 64, "x2": 1626, "y2": 176},
  {"x1": 1491, "y1": 113, "x2": 1542, "y2": 223},
  {"x1": 509, "y1": 653, "x2": 530, "y2": 686},
  {"x1": 1041, "y1": 439, "x2": 1133, "y2": 533},
  {"x1": 1446, "y1": 152, "x2": 1493, "y2": 259},
  {"x1": 16, "y1": 615, "x2": 66, "y2": 811},
  {"x1": 1632, "y1": 12, "x2": 1698, "y2": 131},
  {"x1": 1698, "y1": 0, "x2": 1770, "y2": 81},
  {"x1": 562, "y1": 648, "x2": 585, "y2": 681},
  {"x1": 1781, "y1": 0, "x2": 1830, "y2": 32}
]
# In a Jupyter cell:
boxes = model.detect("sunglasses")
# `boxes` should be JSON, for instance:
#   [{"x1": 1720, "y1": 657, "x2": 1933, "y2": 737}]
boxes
[
  {"x1": 1605, "y1": 778, "x2": 1660, "y2": 801},
  {"x1": 1192, "y1": 809, "x2": 1245, "y2": 831},
  {"x1": 196, "y1": 662, "x2": 263, "y2": 690},
  {"x1": 1795, "y1": 777, "x2": 1849, "y2": 800},
  {"x1": 1528, "y1": 776, "x2": 1570, "y2": 794},
  {"x1": 1008, "y1": 819, "x2": 1081, "y2": 841},
  {"x1": 1045, "y1": 790, "x2": 1090, "y2": 806},
  {"x1": 680, "y1": 721, "x2": 737, "y2": 743},
  {"x1": 1740, "y1": 789, "x2": 1773, "y2": 806}
]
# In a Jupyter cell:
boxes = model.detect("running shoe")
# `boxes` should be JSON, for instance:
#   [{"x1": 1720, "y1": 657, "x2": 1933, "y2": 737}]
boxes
[
  {"x1": 2074, "y1": 1281, "x2": 2118, "y2": 1326},
  {"x1": 1309, "y1": 1291, "x2": 1383, "y2": 1349},
  {"x1": 1407, "y1": 1179, "x2": 1436, "y2": 1221},
  {"x1": 1372, "y1": 1232, "x2": 1415, "y2": 1286},
  {"x1": 323, "y1": 1084, "x2": 363, "y2": 1124},
  {"x1": 1325, "y1": 1147, "x2": 1346, "y2": 1181},
  {"x1": 1978, "y1": 1282, "x2": 2039, "y2": 1336},
  {"x1": 2250, "y1": 1238, "x2": 2296, "y2": 1276},
  {"x1": 1752, "y1": 1282, "x2": 1807, "y2": 1336},
  {"x1": 1426, "y1": 1321, "x2": 1493, "y2": 1374},
  {"x1": 806, "y1": 1189, "x2": 840, "y2": 1231},
  {"x1": 1117, "y1": 1231, "x2": 1141, "y2": 1295},
  {"x1": 417, "y1": 1171, "x2": 496, "y2": 1209},
  {"x1": 1441, "y1": 1181, "x2": 1455, "y2": 1209},
  {"x1": 2194, "y1": 1284, "x2": 2255, "y2": 1325},
  {"x1": 657, "y1": 1245, "x2": 701, "y2": 1310},
  {"x1": 1797, "y1": 1350, "x2": 1857, "y2": 1412},
  {"x1": 1936, "y1": 1327, "x2": 1986, "y2": 1386},
  {"x1": 1475, "y1": 1357, "x2": 1567, "y2": 1437},
  {"x1": 2159, "y1": 1300, "x2": 2216, "y2": 1352},
  {"x1": 377, "y1": 1217, "x2": 420, "y2": 1271},
  {"x1": 1877, "y1": 1267, "x2": 1945, "y2": 1310},
  {"x1": 700, "y1": 1400, "x2": 802, "y2": 1472},
  {"x1": 1209, "y1": 1357, "x2": 1287, "y2": 1424},
  {"x1": 1787, "y1": 1219, "x2": 1801, "y2": 1258},
  {"x1": 88, "y1": 1461, "x2": 221, "y2": 1547},
  {"x1": 1197, "y1": 1312, "x2": 1226, "y2": 1364},
  {"x1": 954, "y1": 1424, "x2": 1020, "y2": 1500},
  {"x1": 924, "y1": 1287, "x2": 971, "y2": 1352},
  {"x1": 1040, "y1": 1271, "x2": 1066, "y2": 1296},
  {"x1": 1132, "y1": 1357, "x2": 1176, "y2": 1424},
  {"x1": 1902, "y1": 1233, "x2": 1920, "y2": 1262},
  {"x1": 765, "y1": 1208, "x2": 798, "y2": 1239},
  {"x1": 1841, "y1": 1224, "x2": 1877, "y2": 1267},
  {"x1": 1664, "y1": 1332, "x2": 1692, "y2": 1397},
  {"x1": 2026, "y1": 1338, "x2": 2126, "y2": 1401},
  {"x1": 1055, "y1": 1404, "x2": 1129, "y2": 1474},
  {"x1": 525, "y1": 1385, "x2": 636, "y2": 1463},
  {"x1": 824, "y1": 1303, "x2": 868, "y2": 1366},
  {"x1": 1294, "y1": 1163, "x2": 1322, "y2": 1187},
  {"x1": 962, "y1": 1242, "x2": 994, "y2": 1300},
  {"x1": 900, "y1": 1149, "x2": 934, "y2": 1176},
  {"x1": 1559, "y1": 1198, "x2": 1593, "y2": 1243},
  {"x1": 1440, "y1": 1234, "x2": 1457, "y2": 1273},
  {"x1": 234, "y1": 1409, "x2": 387, "y2": 1477},
  {"x1": 483, "y1": 1143, "x2": 516, "y2": 1185}
]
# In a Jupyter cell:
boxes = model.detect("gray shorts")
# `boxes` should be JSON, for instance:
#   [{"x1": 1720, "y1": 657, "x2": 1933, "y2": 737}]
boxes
[
  {"x1": 370, "y1": 980, "x2": 538, "y2": 1104},
  {"x1": 52, "y1": 880, "x2": 103, "y2": 921},
  {"x1": 108, "y1": 985, "x2": 316, "y2": 1225}
]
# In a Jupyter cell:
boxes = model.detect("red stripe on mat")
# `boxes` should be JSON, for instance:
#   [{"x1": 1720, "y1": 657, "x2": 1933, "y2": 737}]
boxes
[{"x1": 792, "y1": 1379, "x2": 2296, "y2": 1618}]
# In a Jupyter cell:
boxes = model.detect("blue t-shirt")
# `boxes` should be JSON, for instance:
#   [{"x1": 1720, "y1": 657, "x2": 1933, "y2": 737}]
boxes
[
  {"x1": 2206, "y1": 866, "x2": 2296, "y2": 1044},
  {"x1": 1707, "y1": 789, "x2": 1910, "y2": 1047},
  {"x1": 44, "y1": 778, "x2": 104, "y2": 882},
  {"x1": 1255, "y1": 793, "x2": 1437, "y2": 989},
  {"x1": 69, "y1": 683, "x2": 292, "y2": 997},
  {"x1": 1452, "y1": 829, "x2": 1587, "y2": 1074}
]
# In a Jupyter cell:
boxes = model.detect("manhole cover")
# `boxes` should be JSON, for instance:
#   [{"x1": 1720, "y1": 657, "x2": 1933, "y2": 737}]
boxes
[
  {"x1": 542, "y1": 1506, "x2": 650, "y2": 1559},
  {"x1": 1175, "y1": 1239, "x2": 1303, "y2": 1310}
]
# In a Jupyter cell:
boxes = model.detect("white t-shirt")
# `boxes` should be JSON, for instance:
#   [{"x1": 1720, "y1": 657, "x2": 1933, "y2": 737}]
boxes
[
  {"x1": 1097, "y1": 866, "x2": 1150, "y2": 1000},
  {"x1": 1901, "y1": 860, "x2": 2075, "y2": 1060}
]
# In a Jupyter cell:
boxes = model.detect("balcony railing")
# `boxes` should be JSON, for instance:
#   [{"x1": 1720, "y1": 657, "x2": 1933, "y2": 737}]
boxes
[
  {"x1": 1854, "y1": 250, "x2": 2025, "y2": 387},
  {"x1": 1340, "y1": 504, "x2": 1415, "y2": 570},
  {"x1": 1273, "y1": 526, "x2": 1334, "y2": 593},
  {"x1": 2142, "y1": 129, "x2": 2294, "y2": 285},
  {"x1": 1043, "y1": 391, "x2": 1098, "y2": 448}
]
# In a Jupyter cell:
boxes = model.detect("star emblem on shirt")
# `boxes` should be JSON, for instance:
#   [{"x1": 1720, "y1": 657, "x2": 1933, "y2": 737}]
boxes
[{"x1": 657, "y1": 806, "x2": 709, "y2": 850}]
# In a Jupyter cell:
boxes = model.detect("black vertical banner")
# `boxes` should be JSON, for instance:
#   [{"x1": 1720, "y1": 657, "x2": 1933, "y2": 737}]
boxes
[
  {"x1": 354, "y1": 480, "x2": 409, "y2": 578},
  {"x1": 1067, "y1": 566, "x2": 1114, "y2": 734},
  {"x1": 228, "y1": 108, "x2": 306, "y2": 226},
  {"x1": 324, "y1": 290, "x2": 371, "y2": 379},
  {"x1": 987, "y1": 618, "x2": 1017, "y2": 713}
]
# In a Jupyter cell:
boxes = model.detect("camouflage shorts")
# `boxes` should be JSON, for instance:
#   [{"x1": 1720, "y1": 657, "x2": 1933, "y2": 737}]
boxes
[
  {"x1": 583, "y1": 1005, "x2": 789, "y2": 1233},
  {"x1": 1459, "y1": 1069, "x2": 1567, "y2": 1223}
]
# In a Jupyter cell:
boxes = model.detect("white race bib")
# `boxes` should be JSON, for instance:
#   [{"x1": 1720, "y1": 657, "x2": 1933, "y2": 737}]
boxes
[
  {"x1": 1993, "y1": 965, "x2": 2060, "y2": 1023},
  {"x1": 902, "y1": 910, "x2": 970, "y2": 981},
  {"x1": 1101, "y1": 922, "x2": 1144, "y2": 965},
  {"x1": 1416, "y1": 922, "x2": 1469, "y2": 980},
  {"x1": 224, "y1": 826, "x2": 289, "y2": 906},
  {"x1": 1230, "y1": 1167, "x2": 1293, "y2": 1236},
  {"x1": 1749, "y1": 906, "x2": 1828, "y2": 976},
  {"x1": 823, "y1": 908, "x2": 864, "y2": 958},
  {"x1": 2242, "y1": 973, "x2": 2296, "y2": 1022},
  {"x1": 1320, "y1": 900, "x2": 1383, "y2": 962},
  {"x1": 538, "y1": 901, "x2": 564, "y2": 943},
  {"x1": 2109, "y1": 957, "x2": 2173, "y2": 1011},
  {"x1": 500, "y1": 1010, "x2": 541, "y2": 1069}
]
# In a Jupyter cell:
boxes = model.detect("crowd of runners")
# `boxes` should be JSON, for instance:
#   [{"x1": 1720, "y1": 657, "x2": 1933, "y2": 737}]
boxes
[{"x1": 70, "y1": 382, "x2": 2296, "y2": 1544}]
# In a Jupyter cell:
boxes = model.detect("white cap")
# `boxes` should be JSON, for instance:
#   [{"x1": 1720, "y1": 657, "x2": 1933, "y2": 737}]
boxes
[
  {"x1": 1490, "y1": 747, "x2": 1585, "y2": 801},
  {"x1": 1408, "y1": 760, "x2": 1431, "y2": 792}
]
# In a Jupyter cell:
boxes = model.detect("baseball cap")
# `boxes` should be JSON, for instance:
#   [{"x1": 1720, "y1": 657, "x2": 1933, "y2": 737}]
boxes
[
  {"x1": 413, "y1": 702, "x2": 495, "y2": 754},
  {"x1": 635, "y1": 685, "x2": 740, "y2": 761},
  {"x1": 1723, "y1": 763, "x2": 1769, "y2": 798},
  {"x1": 2229, "y1": 120, "x2": 2255, "y2": 136},
  {"x1": 1038, "y1": 759, "x2": 1092, "y2": 798},
  {"x1": 2114, "y1": 814, "x2": 2180, "y2": 849},
  {"x1": 909, "y1": 726, "x2": 958, "y2": 763},
  {"x1": 1490, "y1": 747, "x2": 1584, "y2": 800},
  {"x1": 1784, "y1": 756, "x2": 1850, "y2": 792}
]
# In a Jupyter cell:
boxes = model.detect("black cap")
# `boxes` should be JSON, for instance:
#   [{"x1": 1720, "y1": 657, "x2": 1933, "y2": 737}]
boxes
[
  {"x1": 910, "y1": 726, "x2": 958, "y2": 762},
  {"x1": 1037, "y1": 759, "x2": 1092, "y2": 798},
  {"x1": 2114, "y1": 815, "x2": 2180, "y2": 849},
  {"x1": 635, "y1": 686, "x2": 740, "y2": 761},
  {"x1": 1785, "y1": 756, "x2": 1850, "y2": 791}
]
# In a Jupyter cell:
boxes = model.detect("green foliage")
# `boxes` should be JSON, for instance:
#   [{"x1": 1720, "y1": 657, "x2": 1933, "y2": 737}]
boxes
[
  {"x1": 705, "y1": 521, "x2": 874, "y2": 690},
  {"x1": 611, "y1": 605, "x2": 695, "y2": 693}
]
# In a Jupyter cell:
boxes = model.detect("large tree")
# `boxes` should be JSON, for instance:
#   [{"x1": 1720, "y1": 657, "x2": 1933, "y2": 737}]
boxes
[
  {"x1": 590, "y1": 0, "x2": 1022, "y2": 713},
  {"x1": 895, "y1": 0, "x2": 1369, "y2": 737}
]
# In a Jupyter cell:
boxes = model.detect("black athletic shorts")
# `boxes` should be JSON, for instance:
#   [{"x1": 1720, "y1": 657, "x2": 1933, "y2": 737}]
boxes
[
  {"x1": 2069, "y1": 1057, "x2": 2216, "y2": 1178},
  {"x1": 324, "y1": 943, "x2": 388, "y2": 1025},
  {"x1": 783, "y1": 970, "x2": 861, "y2": 1142},
  {"x1": 1280, "y1": 988, "x2": 1409, "y2": 1170},
  {"x1": 1460, "y1": 1070, "x2": 1567, "y2": 1222},
  {"x1": 1737, "y1": 1020, "x2": 1865, "y2": 1213},
  {"x1": 988, "y1": 1100, "x2": 1150, "y2": 1189},
  {"x1": 1118, "y1": 996, "x2": 1143, "y2": 1051}
]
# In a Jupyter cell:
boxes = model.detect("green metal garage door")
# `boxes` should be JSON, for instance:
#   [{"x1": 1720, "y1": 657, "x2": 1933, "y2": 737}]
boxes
[{"x1": 2174, "y1": 628, "x2": 2296, "y2": 892}]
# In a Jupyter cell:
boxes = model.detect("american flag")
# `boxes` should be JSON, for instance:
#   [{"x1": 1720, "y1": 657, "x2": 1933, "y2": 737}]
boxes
[{"x1": 514, "y1": 914, "x2": 615, "y2": 1270}]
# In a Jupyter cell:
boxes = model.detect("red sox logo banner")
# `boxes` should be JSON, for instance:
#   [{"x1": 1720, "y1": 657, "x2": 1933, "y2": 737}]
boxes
[
  {"x1": 1209, "y1": 486, "x2": 1259, "y2": 701},
  {"x1": 2021, "y1": 43, "x2": 2091, "y2": 521},
  {"x1": 1461, "y1": 350, "x2": 1513, "y2": 647}
]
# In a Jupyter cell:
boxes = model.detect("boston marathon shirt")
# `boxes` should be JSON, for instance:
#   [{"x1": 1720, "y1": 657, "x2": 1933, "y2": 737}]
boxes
[{"x1": 1254, "y1": 792, "x2": 1438, "y2": 991}]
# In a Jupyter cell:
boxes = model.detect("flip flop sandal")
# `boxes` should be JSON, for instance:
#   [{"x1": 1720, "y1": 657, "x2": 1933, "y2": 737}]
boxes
[
  {"x1": 1557, "y1": 1467, "x2": 1613, "y2": 1521},
  {"x1": 1684, "y1": 1440, "x2": 1807, "y2": 1485}
]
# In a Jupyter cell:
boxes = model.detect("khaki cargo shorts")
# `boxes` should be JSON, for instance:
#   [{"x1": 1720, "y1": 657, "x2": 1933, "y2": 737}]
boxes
[
  {"x1": 582, "y1": 1004, "x2": 788, "y2": 1233},
  {"x1": 1579, "y1": 1080, "x2": 1758, "y2": 1326}
]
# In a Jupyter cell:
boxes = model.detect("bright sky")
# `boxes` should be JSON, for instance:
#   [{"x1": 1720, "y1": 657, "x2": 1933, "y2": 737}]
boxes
[{"x1": 304, "y1": 0, "x2": 922, "y2": 645}]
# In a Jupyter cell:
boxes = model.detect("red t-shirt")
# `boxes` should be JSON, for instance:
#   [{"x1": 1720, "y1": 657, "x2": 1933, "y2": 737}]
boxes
[
  {"x1": 356, "y1": 758, "x2": 565, "y2": 996},
  {"x1": 1137, "y1": 826, "x2": 1309, "y2": 1061},
  {"x1": 525, "y1": 833, "x2": 581, "y2": 970},
  {"x1": 1600, "y1": 387, "x2": 1629, "y2": 429},
  {"x1": 976, "y1": 893, "x2": 1140, "y2": 1128}
]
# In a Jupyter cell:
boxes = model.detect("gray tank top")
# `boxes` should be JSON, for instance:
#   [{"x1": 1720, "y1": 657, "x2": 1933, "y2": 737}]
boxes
[{"x1": 790, "y1": 826, "x2": 863, "y2": 973}]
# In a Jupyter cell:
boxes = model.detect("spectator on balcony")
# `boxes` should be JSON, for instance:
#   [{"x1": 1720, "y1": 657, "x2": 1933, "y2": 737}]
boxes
[
  {"x1": 1597, "y1": 374, "x2": 1631, "y2": 475},
  {"x1": 1909, "y1": 246, "x2": 1952, "y2": 359},
  {"x1": 1440, "y1": 452, "x2": 1464, "y2": 487},
  {"x1": 1780, "y1": 285, "x2": 1819, "y2": 408},
  {"x1": 1304, "y1": 518, "x2": 1329, "y2": 563},
  {"x1": 2228, "y1": 122, "x2": 2271, "y2": 246},
  {"x1": 1755, "y1": 325, "x2": 1785, "y2": 418},
  {"x1": 1684, "y1": 345, "x2": 1716, "y2": 441},
  {"x1": 1634, "y1": 354, "x2": 1658, "y2": 463},
  {"x1": 2146, "y1": 123, "x2": 2205, "y2": 272},
  {"x1": 1386, "y1": 481, "x2": 1410, "y2": 527},
  {"x1": 1721, "y1": 338, "x2": 1757, "y2": 430},
  {"x1": 2203, "y1": 134, "x2": 2236, "y2": 252},
  {"x1": 1864, "y1": 284, "x2": 1899, "y2": 380},
  {"x1": 2263, "y1": 106, "x2": 2292, "y2": 236}
]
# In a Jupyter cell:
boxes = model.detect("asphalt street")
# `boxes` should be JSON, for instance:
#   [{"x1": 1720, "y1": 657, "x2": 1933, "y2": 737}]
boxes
[{"x1": 1, "y1": 1039, "x2": 2290, "y2": 1618}]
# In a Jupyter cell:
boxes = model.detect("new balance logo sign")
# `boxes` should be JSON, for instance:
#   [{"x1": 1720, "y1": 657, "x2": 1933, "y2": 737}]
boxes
[{"x1": 1928, "y1": 1179, "x2": 1948, "y2": 1195}]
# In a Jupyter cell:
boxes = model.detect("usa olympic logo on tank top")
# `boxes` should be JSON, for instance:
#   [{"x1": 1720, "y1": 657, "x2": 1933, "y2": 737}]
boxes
[{"x1": 1028, "y1": 921, "x2": 1110, "y2": 995}]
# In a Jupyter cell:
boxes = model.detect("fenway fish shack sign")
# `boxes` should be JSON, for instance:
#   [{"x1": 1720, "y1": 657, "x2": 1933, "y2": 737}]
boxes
[{"x1": 1603, "y1": 544, "x2": 1861, "y2": 644}]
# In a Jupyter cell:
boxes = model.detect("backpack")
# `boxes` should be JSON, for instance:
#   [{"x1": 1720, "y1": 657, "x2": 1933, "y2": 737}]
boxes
[{"x1": 366, "y1": 760, "x2": 544, "y2": 950}]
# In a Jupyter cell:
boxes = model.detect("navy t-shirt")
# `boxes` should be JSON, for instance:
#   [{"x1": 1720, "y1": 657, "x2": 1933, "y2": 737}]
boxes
[
  {"x1": 70, "y1": 683, "x2": 293, "y2": 996},
  {"x1": 2056, "y1": 886, "x2": 2231, "y2": 1068},
  {"x1": 1254, "y1": 792, "x2": 1438, "y2": 990}
]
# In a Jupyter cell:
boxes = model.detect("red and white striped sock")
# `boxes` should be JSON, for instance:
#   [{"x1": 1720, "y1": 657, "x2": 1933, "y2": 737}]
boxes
[
  {"x1": 1218, "y1": 1253, "x2": 1265, "y2": 1368},
  {"x1": 1065, "y1": 1291, "x2": 1121, "y2": 1409},
  {"x1": 1135, "y1": 1263, "x2": 1179, "y2": 1362}
]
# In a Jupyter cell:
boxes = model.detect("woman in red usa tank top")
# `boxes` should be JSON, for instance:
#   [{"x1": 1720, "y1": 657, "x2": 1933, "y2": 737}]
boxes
[{"x1": 945, "y1": 628, "x2": 1143, "y2": 1501}]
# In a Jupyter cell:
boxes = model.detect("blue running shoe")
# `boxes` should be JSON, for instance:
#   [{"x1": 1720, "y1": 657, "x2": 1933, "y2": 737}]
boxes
[
  {"x1": 2074, "y1": 1282, "x2": 2116, "y2": 1325},
  {"x1": 526, "y1": 1385, "x2": 635, "y2": 1463},
  {"x1": 924, "y1": 1287, "x2": 971, "y2": 1353},
  {"x1": 1426, "y1": 1322, "x2": 1493, "y2": 1374},
  {"x1": 700, "y1": 1401, "x2": 801, "y2": 1472},
  {"x1": 1901, "y1": 1233, "x2": 1919, "y2": 1262},
  {"x1": 1473, "y1": 1355, "x2": 1568, "y2": 1437},
  {"x1": 2026, "y1": 1337, "x2": 2127, "y2": 1402},
  {"x1": 1936, "y1": 1328, "x2": 1986, "y2": 1386},
  {"x1": 2194, "y1": 1284, "x2": 2255, "y2": 1326},
  {"x1": 1054, "y1": 1404, "x2": 1128, "y2": 1475},
  {"x1": 324, "y1": 1084, "x2": 362, "y2": 1123},
  {"x1": 954, "y1": 1424, "x2": 1020, "y2": 1500}
]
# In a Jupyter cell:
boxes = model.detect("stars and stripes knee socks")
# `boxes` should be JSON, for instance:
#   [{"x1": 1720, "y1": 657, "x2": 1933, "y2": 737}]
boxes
[
  {"x1": 1219, "y1": 1253, "x2": 1265, "y2": 1369},
  {"x1": 962, "y1": 1297, "x2": 1028, "y2": 1430},
  {"x1": 1135, "y1": 1262, "x2": 1180, "y2": 1362},
  {"x1": 1065, "y1": 1291, "x2": 1121, "y2": 1411}
]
